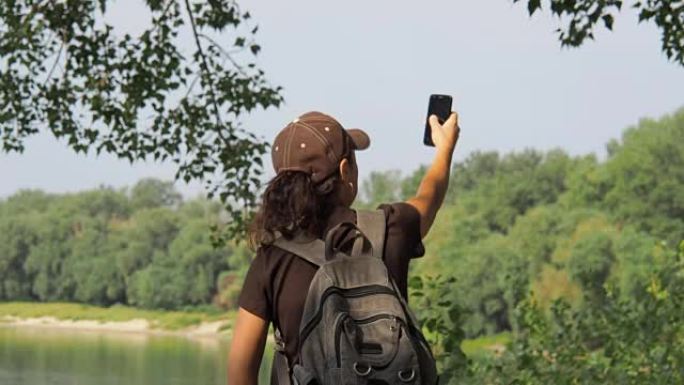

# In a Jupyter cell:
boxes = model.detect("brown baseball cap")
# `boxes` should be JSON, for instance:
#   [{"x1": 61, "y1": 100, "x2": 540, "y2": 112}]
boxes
[{"x1": 271, "y1": 111, "x2": 370, "y2": 183}]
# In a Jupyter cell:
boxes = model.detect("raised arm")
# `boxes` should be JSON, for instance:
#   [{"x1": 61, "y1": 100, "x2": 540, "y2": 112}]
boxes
[
  {"x1": 227, "y1": 307, "x2": 269, "y2": 385},
  {"x1": 406, "y1": 112, "x2": 460, "y2": 239}
]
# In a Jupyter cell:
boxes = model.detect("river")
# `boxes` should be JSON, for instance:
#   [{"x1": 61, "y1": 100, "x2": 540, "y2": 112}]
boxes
[{"x1": 0, "y1": 326, "x2": 272, "y2": 385}]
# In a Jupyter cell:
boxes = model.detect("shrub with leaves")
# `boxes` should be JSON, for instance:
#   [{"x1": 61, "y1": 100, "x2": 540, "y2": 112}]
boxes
[
  {"x1": 435, "y1": 240, "x2": 684, "y2": 384},
  {"x1": 409, "y1": 274, "x2": 468, "y2": 381}
]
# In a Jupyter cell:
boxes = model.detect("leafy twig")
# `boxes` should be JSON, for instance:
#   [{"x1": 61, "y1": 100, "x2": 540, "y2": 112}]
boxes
[
  {"x1": 183, "y1": 0, "x2": 229, "y2": 145},
  {"x1": 43, "y1": 40, "x2": 63, "y2": 86},
  {"x1": 197, "y1": 33, "x2": 248, "y2": 77}
]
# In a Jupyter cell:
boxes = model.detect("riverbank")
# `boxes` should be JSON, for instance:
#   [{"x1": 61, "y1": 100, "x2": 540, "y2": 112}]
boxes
[
  {"x1": 0, "y1": 302, "x2": 508, "y2": 356},
  {"x1": 0, "y1": 302, "x2": 234, "y2": 339}
]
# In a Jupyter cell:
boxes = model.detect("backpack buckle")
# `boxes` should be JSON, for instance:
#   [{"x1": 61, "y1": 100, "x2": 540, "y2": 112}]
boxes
[
  {"x1": 353, "y1": 362, "x2": 372, "y2": 377},
  {"x1": 274, "y1": 328, "x2": 286, "y2": 352},
  {"x1": 398, "y1": 368, "x2": 416, "y2": 382}
]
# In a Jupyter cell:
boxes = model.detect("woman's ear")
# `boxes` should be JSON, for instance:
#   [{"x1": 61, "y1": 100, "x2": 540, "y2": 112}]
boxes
[{"x1": 338, "y1": 158, "x2": 350, "y2": 183}]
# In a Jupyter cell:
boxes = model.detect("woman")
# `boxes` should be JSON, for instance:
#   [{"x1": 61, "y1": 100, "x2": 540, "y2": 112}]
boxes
[{"x1": 228, "y1": 110, "x2": 460, "y2": 384}]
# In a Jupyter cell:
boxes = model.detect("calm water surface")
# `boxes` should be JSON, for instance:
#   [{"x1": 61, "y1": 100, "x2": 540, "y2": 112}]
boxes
[{"x1": 0, "y1": 326, "x2": 272, "y2": 385}]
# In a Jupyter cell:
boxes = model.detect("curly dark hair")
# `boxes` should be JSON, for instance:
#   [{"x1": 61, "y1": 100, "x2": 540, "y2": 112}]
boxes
[{"x1": 248, "y1": 166, "x2": 346, "y2": 249}]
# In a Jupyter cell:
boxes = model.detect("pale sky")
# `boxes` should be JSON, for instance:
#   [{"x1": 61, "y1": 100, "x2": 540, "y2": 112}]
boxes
[{"x1": 1, "y1": 0, "x2": 683, "y2": 199}]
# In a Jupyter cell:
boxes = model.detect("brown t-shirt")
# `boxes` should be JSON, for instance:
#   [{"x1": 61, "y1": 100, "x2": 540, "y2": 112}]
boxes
[{"x1": 237, "y1": 202, "x2": 425, "y2": 364}]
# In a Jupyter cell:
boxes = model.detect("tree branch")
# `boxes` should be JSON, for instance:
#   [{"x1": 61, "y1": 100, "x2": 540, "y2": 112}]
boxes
[
  {"x1": 197, "y1": 33, "x2": 248, "y2": 77},
  {"x1": 43, "y1": 40, "x2": 64, "y2": 86},
  {"x1": 150, "y1": 0, "x2": 177, "y2": 33},
  {"x1": 183, "y1": 0, "x2": 230, "y2": 145}
]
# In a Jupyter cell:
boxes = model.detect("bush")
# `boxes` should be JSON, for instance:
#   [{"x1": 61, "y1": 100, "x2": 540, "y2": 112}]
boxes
[{"x1": 431, "y1": 240, "x2": 684, "y2": 384}]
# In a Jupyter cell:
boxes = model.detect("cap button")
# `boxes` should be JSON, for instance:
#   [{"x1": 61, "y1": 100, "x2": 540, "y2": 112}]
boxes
[{"x1": 293, "y1": 118, "x2": 300, "y2": 123}]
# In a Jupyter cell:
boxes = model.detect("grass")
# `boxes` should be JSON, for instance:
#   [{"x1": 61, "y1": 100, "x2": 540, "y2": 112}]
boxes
[
  {"x1": 0, "y1": 302, "x2": 235, "y2": 331},
  {"x1": 462, "y1": 332, "x2": 511, "y2": 358}
]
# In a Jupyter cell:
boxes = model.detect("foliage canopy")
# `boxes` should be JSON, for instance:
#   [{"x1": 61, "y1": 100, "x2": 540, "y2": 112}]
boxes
[
  {"x1": 0, "y1": 0, "x2": 282, "y2": 237},
  {"x1": 515, "y1": 0, "x2": 684, "y2": 66}
]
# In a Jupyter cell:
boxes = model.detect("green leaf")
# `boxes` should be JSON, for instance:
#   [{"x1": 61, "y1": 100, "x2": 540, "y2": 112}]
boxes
[
  {"x1": 527, "y1": 0, "x2": 541, "y2": 15},
  {"x1": 602, "y1": 14, "x2": 614, "y2": 30}
]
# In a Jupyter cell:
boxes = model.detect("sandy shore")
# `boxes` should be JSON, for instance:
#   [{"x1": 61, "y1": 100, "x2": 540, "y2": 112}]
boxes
[{"x1": 0, "y1": 315, "x2": 230, "y2": 339}]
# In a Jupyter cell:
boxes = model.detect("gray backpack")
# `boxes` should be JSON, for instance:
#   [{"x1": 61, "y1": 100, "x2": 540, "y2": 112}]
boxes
[{"x1": 272, "y1": 209, "x2": 438, "y2": 385}]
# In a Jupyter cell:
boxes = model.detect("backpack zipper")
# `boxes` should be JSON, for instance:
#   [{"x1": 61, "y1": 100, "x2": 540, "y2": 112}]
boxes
[
  {"x1": 335, "y1": 314, "x2": 406, "y2": 367},
  {"x1": 299, "y1": 285, "x2": 396, "y2": 344}
]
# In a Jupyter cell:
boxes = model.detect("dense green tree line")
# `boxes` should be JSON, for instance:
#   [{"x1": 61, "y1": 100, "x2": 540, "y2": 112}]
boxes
[
  {"x1": 2, "y1": 107, "x2": 682, "y2": 319},
  {"x1": 360, "y1": 107, "x2": 684, "y2": 382},
  {"x1": 359, "y1": 107, "x2": 684, "y2": 337},
  {"x1": 0, "y1": 179, "x2": 251, "y2": 310}
]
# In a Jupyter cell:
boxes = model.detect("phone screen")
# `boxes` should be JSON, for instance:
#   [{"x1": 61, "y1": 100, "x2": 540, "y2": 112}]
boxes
[{"x1": 424, "y1": 94, "x2": 453, "y2": 146}]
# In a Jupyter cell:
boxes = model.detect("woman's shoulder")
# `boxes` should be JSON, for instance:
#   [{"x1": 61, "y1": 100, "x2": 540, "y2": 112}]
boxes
[
  {"x1": 374, "y1": 201, "x2": 422, "y2": 229},
  {"x1": 373, "y1": 201, "x2": 425, "y2": 259},
  {"x1": 253, "y1": 242, "x2": 292, "y2": 265},
  {"x1": 252, "y1": 240, "x2": 317, "y2": 274}
]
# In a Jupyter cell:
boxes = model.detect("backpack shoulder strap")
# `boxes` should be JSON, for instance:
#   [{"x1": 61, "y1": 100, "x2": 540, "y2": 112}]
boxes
[
  {"x1": 272, "y1": 328, "x2": 293, "y2": 385},
  {"x1": 355, "y1": 209, "x2": 387, "y2": 259},
  {"x1": 273, "y1": 236, "x2": 327, "y2": 267}
]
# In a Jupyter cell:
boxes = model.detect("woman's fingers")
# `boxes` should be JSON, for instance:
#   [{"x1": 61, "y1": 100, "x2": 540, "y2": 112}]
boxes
[
  {"x1": 444, "y1": 112, "x2": 458, "y2": 129},
  {"x1": 428, "y1": 114, "x2": 441, "y2": 130},
  {"x1": 428, "y1": 112, "x2": 460, "y2": 150}
]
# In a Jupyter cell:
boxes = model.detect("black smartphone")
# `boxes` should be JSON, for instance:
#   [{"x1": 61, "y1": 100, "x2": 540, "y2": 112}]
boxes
[{"x1": 423, "y1": 94, "x2": 453, "y2": 146}]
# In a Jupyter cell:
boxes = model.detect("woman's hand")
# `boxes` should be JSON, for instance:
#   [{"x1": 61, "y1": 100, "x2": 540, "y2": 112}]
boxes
[{"x1": 429, "y1": 112, "x2": 460, "y2": 154}]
